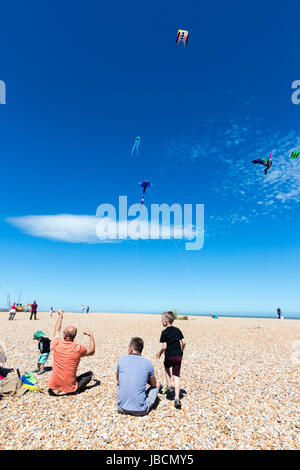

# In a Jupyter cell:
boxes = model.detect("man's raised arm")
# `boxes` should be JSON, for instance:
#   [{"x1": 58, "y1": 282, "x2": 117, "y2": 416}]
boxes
[
  {"x1": 54, "y1": 309, "x2": 64, "y2": 339},
  {"x1": 83, "y1": 331, "x2": 95, "y2": 357}
]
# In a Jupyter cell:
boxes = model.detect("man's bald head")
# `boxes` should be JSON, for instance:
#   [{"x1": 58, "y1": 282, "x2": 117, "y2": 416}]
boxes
[{"x1": 63, "y1": 325, "x2": 77, "y2": 341}]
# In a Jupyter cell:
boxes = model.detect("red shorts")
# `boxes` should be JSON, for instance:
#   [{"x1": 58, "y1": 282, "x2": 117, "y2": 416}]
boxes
[{"x1": 164, "y1": 355, "x2": 182, "y2": 377}]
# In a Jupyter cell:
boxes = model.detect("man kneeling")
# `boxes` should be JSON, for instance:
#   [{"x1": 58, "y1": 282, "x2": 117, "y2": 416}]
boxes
[
  {"x1": 117, "y1": 337, "x2": 161, "y2": 416},
  {"x1": 48, "y1": 309, "x2": 95, "y2": 396}
]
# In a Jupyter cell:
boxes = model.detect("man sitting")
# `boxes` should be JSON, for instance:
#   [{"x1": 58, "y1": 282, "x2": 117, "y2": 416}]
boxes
[
  {"x1": 117, "y1": 337, "x2": 161, "y2": 416},
  {"x1": 48, "y1": 309, "x2": 95, "y2": 396}
]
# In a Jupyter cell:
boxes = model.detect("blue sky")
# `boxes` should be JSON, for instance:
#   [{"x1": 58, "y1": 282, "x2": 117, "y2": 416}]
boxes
[{"x1": 1, "y1": 0, "x2": 300, "y2": 315}]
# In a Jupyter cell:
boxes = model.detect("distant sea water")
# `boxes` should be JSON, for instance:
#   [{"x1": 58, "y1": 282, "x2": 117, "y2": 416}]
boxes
[
  {"x1": 1, "y1": 308, "x2": 298, "y2": 319},
  {"x1": 71, "y1": 311, "x2": 300, "y2": 320}
]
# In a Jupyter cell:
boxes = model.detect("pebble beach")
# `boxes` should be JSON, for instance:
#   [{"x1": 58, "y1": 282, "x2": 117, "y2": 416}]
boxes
[{"x1": 0, "y1": 312, "x2": 299, "y2": 450}]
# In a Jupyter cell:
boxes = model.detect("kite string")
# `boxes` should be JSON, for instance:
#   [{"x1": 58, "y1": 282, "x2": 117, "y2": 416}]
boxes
[
  {"x1": 147, "y1": 189, "x2": 201, "y2": 294},
  {"x1": 135, "y1": 240, "x2": 139, "y2": 314}
]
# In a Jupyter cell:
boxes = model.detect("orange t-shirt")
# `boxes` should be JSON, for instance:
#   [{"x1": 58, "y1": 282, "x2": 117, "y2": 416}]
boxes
[{"x1": 48, "y1": 338, "x2": 87, "y2": 393}]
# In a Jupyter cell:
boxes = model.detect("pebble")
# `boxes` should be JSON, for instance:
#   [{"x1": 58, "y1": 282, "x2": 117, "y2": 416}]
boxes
[{"x1": 0, "y1": 312, "x2": 299, "y2": 450}]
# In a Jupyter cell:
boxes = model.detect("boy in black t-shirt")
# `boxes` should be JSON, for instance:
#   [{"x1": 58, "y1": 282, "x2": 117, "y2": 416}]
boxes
[
  {"x1": 33, "y1": 330, "x2": 51, "y2": 374},
  {"x1": 156, "y1": 311, "x2": 186, "y2": 409}
]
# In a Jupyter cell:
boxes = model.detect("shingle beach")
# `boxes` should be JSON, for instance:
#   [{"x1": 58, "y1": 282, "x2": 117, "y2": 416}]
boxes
[{"x1": 0, "y1": 312, "x2": 299, "y2": 450}]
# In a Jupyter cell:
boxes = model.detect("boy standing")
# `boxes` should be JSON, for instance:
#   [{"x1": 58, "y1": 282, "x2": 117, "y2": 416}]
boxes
[
  {"x1": 33, "y1": 330, "x2": 51, "y2": 374},
  {"x1": 156, "y1": 311, "x2": 186, "y2": 409}
]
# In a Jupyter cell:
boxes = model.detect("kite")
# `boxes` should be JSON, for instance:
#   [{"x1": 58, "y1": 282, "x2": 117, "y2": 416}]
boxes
[
  {"x1": 291, "y1": 151, "x2": 299, "y2": 159},
  {"x1": 131, "y1": 136, "x2": 141, "y2": 156},
  {"x1": 252, "y1": 154, "x2": 272, "y2": 175},
  {"x1": 176, "y1": 30, "x2": 189, "y2": 47},
  {"x1": 20, "y1": 372, "x2": 43, "y2": 392},
  {"x1": 139, "y1": 180, "x2": 152, "y2": 205}
]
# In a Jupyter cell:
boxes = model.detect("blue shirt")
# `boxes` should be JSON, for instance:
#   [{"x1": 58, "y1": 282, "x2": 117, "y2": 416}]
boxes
[{"x1": 117, "y1": 354, "x2": 154, "y2": 412}]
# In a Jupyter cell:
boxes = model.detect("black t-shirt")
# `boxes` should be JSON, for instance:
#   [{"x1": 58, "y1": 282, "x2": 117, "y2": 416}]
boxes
[
  {"x1": 38, "y1": 337, "x2": 51, "y2": 354},
  {"x1": 160, "y1": 326, "x2": 184, "y2": 357}
]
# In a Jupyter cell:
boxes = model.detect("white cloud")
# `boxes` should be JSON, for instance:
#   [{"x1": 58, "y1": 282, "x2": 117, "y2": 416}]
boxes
[
  {"x1": 7, "y1": 214, "x2": 201, "y2": 244},
  {"x1": 8, "y1": 214, "x2": 101, "y2": 244}
]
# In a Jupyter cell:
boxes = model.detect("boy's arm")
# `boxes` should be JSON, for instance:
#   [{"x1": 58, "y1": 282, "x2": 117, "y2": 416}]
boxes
[
  {"x1": 156, "y1": 342, "x2": 167, "y2": 358},
  {"x1": 53, "y1": 309, "x2": 64, "y2": 339},
  {"x1": 181, "y1": 338, "x2": 186, "y2": 352}
]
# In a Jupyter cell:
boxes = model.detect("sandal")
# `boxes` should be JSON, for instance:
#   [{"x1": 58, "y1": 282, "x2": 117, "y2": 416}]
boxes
[{"x1": 174, "y1": 399, "x2": 181, "y2": 409}]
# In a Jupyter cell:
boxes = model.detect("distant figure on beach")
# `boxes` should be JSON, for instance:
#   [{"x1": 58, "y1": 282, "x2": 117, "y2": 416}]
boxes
[
  {"x1": 86, "y1": 306, "x2": 89, "y2": 314},
  {"x1": 48, "y1": 309, "x2": 95, "y2": 396},
  {"x1": 117, "y1": 337, "x2": 161, "y2": 416},
  {"x1": 277, "y1": 307, "x2": 282, "y2": 319},
  {"x1": 81, "y1": 305, "x2": 85, "y2": 314},
  {"x1": 156, "y1": 311, "x2": 186, "y2": 409},
  {"x1": 30, "y1": 301, "x2": 38, "y2": 320},
  {"x1": 49, "y1": 306, "x2": 54, "y2": 317},
  {"x1": 8, "y1": 302, "x2": 17, "y2": 321},
  {"x1": 33, "y1": 330, "x2": 51, "y2": 375}
]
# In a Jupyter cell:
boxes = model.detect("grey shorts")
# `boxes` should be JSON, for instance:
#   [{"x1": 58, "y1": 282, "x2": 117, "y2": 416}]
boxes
[{"x1": 118, "y1": 386, "x2": 159, "y2": 416}]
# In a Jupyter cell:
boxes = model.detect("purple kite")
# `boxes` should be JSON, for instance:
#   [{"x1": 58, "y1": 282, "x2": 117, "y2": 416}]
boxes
[
  {"x1": 139, "y1": 180, "x2": 152, "y2": 205},
  {"x1": 252, "y1": 154, "x2": 272, "y2": 175}
]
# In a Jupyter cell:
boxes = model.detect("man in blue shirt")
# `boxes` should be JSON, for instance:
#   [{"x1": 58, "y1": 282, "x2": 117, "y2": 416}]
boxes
[{"x1": 117, "y1": 337, "x2": 161, "y2": 416}]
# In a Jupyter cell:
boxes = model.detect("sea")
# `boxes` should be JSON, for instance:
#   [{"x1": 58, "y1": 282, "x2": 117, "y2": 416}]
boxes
[{"x1": 71, "y1": 311, "x2": 300, "y2": 320}]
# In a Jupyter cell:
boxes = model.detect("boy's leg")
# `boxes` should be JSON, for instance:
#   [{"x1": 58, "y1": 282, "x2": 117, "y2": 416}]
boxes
[
  {"x1": 174, "y1": 375, "x2": 180, "y2": 401},
  {"x1": 164, "y1": 366, "x2": 172, "y2": 388},
  {"x1": 37, "y1": 353, "x2": 49, "y2": 373},
  {"x1": 172, "y1": 357, "x2": 183, "y2": 401}
]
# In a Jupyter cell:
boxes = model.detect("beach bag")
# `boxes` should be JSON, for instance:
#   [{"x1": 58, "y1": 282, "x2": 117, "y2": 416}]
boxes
[{"x1": 0, "y1": 376, "x2": 27, "y2": 397}]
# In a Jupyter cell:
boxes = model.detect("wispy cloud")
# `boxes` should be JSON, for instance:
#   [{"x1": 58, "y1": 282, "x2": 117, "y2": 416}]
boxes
[
  {"x1": 7, "y1": 214, "x2": 201, "y2": 244},
  {"x1": 8, "y1": 215, "x2": 101, "y2": 244}
]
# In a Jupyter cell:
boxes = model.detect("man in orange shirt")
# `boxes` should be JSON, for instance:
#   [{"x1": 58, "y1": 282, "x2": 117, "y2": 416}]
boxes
[{"x1": 48, "y1": 309, "x2": 95, "y2": 396}]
